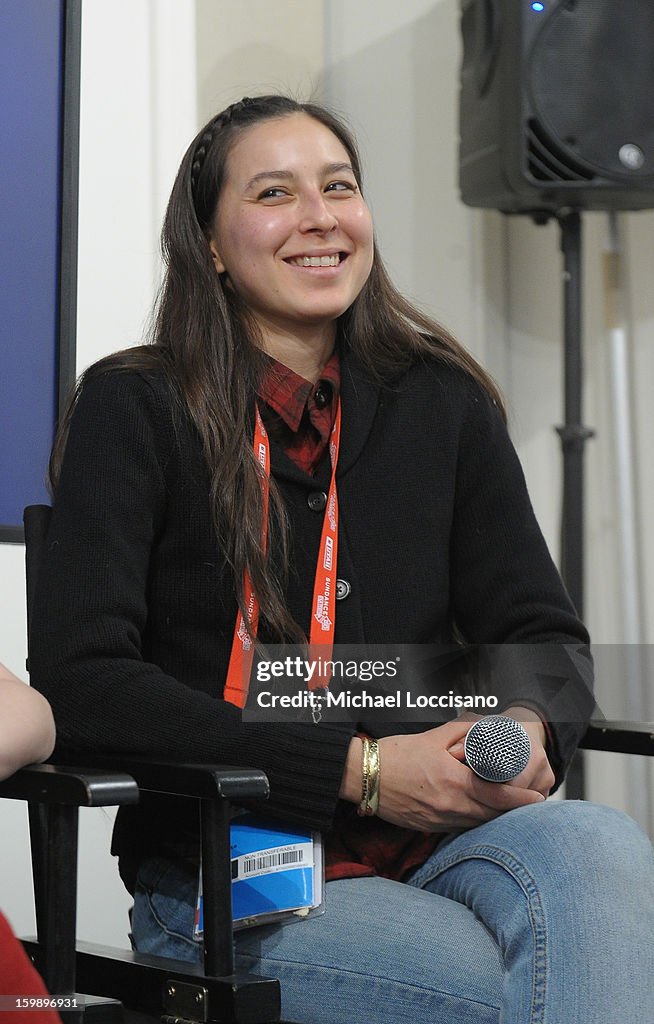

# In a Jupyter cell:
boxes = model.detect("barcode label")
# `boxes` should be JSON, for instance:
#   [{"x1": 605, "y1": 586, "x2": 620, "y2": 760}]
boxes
[
  {"x1": 232, "y1": 841, "x2": 313, "y2": 883},
  {"x1": 244, "y1": 849, "x2": 304, "y2": 873}
]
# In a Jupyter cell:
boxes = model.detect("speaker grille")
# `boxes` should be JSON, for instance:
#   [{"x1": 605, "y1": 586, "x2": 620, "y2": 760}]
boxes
[
  {"x1": 526, "y1": 118, "x2": 596, "y2": 184},
  {"x1": 530, "y1": 0, "x2": 654, "y2": 181}
]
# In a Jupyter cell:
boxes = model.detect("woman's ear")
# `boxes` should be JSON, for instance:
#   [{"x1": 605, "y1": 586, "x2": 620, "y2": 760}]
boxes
[{"x1": 208, "y1": 236, "x2": 226, "y2": 274}]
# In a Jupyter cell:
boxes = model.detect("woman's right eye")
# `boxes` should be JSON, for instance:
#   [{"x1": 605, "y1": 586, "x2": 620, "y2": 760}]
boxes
[{"x1": 258, "y1": 187, "x2": 289, "y2": 200}]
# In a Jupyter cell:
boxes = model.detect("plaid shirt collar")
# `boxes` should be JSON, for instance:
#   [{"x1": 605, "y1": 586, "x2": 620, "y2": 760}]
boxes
[{"x1": 258, "y1": 349, "x2": 341, "y2": 445}]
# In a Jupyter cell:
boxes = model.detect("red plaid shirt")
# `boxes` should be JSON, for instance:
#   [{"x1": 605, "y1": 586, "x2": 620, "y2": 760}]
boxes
[{"x1": 258, "y1": 352, "x2": 443, "y2": 882}]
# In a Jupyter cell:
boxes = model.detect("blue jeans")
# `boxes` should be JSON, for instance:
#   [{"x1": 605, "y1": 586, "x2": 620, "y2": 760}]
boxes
[{"x1": 131, "y1": 801, "x2": 654, "y2": 1023}]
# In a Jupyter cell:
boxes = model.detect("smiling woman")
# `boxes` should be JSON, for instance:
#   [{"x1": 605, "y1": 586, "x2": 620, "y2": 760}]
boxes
[{"x1": 30, "y1": 95, "x2": 654, "y2": 1024}]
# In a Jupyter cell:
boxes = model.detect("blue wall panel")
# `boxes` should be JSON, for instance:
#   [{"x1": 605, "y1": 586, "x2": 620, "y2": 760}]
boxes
[{"x1": 0, "y1": 0, "x2": 64, "y2": 534}]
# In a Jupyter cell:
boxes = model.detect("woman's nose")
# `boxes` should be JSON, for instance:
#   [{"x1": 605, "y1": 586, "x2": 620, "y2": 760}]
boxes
[{"x1": 297, "y1": 191, "x2": 338, "y2": 233}]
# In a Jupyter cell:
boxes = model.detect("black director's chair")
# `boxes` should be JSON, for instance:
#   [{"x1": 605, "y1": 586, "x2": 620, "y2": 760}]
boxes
[{"x1": 0, "y1": 504, "x2": 286, "y2": 1024}]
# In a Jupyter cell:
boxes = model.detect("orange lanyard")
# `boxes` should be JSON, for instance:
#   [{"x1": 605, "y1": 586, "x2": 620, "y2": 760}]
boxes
[{"x1": 223, "y1": 400, "x2": 341, "y2": 708}]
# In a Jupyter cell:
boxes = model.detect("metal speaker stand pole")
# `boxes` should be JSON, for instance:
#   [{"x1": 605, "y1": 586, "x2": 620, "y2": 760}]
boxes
[
  {"x1": 554, "y1": 209, "x2": 595, "y2": 800},
  {"x1": 603, "y1": 214, "x2": 652, "y2": 833}
]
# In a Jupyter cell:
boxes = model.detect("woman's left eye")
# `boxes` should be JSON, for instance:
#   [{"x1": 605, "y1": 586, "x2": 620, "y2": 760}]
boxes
[{"x1": 325, "y1": 181, "x2": 357, "y2": 193}]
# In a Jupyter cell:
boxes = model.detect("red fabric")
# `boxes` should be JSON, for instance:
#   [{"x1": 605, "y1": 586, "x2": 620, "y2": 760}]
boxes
[
  {"x1": 257, "y1": 352, "x2": 443, "y2": 882},
  {"x1": 258, "y1": 353, "x2": 341, "y2": 475},
  {"x1": 324, "y1": 803, "x2": 444, "y2": 882},
  {"x1": 0, "y1": 911, "x2": 62, "y2": 1024}
]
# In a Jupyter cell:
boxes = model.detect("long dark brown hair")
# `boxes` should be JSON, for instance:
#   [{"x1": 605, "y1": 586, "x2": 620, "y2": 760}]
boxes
[{"x1": 51, "y1": 94, "x2": 504, "y2": 643}]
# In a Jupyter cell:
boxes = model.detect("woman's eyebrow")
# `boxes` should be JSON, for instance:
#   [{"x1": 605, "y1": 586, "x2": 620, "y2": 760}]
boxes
[
  {"x1": 244, "y1": 169, "x2": 293, "y2": 191},
  {"x1": 322, "y1": 162, "x2": 355, "y2": 176},
  {"x1": 243, "y1": 162, "x2": 355, "y2": 191}
]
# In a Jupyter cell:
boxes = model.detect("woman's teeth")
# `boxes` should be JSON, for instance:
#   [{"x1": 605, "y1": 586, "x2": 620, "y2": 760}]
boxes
[{"x1": 290, "y1": 254, "x2": 341, "y2": 267}]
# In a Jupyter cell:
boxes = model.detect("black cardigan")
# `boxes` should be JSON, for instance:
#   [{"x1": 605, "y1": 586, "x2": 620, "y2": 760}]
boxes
[{"x1": 30, "y1": 347, "x2": 592, "y2": 871}]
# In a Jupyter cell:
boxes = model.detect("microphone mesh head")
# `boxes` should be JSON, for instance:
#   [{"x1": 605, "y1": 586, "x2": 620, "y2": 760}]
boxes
[{"x1": 463, "y1": 715, "x2": 531, "y2": 783}]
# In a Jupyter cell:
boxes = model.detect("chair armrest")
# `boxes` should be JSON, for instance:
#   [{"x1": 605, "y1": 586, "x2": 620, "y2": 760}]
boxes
[
  {"x1": 0, "y1": 759, "x2": 269, "y2": 805},
  {"x1": 0, "y1": 763, "x2": 139, "y2": 807},
  {"x1": 579, "y1": 720, "x2": 654, "y2": 756},
  {"x1": 84, "y1": 757, "x2": 270, "y2": 802}
]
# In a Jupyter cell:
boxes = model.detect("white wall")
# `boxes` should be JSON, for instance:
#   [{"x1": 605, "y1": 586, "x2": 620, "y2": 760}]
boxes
[
  {"x1": 323, "y1": 0, "x2": 492, "y2": 362},
  {"x1": 2, "y1": 0, "x2": 653, "y2": 949},
  {"x1": 196, "y1": 0, "x2": 325, "y2": 120}
]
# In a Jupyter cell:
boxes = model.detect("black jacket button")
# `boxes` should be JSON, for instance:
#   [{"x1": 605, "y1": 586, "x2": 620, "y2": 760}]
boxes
[
  {"x1": 307, "y1": 491, "x2": 328, "y2": 512},
  {"x1": 336, "y1": 579, "x2": 351, "y2": 600},
  {"x1": 313, "y1": 384, "x2": 331, "y2": 409}
]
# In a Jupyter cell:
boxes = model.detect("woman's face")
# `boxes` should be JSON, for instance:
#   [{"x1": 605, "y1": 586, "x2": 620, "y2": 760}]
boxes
[{"x1": 208, "y1": 113, "x2": 374, "y2": 347}]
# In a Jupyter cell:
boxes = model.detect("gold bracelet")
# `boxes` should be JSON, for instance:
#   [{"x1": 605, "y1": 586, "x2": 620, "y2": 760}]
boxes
[
  {"x1": 357, "y1": 737, "x2": 381, "y2": 817},
  {"x1": 358, "y1": 737, "x2": 370, "y2": 816},
  {"x1": 365, "y1": 738, "x2": 380, "y2": 816}
]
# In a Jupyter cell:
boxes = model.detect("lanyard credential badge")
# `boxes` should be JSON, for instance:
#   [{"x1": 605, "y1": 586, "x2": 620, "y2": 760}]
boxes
[{"x1": 223, "y1": 400, "x2": 341, "y2": 710}]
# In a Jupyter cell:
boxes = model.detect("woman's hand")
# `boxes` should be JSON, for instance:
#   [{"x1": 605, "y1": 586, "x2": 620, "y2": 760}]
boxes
[
  {"x1": 340, "y1": 719, "x2": 548, "y2": 833},
  {"x1": 375, "y1": 720, "x2": 546, "y2": 832},
  {"x1": 501, "y1": 706, "x2": 555, "y2": 798}
]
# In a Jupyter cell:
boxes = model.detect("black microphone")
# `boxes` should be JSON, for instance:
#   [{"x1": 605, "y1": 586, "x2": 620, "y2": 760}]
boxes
[{"x1": 463, "y1": 715, "x2": 531, "y2": 782}]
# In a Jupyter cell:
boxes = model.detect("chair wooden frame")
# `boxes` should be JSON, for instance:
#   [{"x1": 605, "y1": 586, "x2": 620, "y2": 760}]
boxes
[{"x1": 0, "y1": 505, "x2": 284, "y2": 1024}]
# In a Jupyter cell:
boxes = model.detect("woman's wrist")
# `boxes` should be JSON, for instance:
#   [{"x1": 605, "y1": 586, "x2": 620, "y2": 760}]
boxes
[
  {"x1": 338, "y1": 735, "x2": 382, "y2": 816},
  {"x1": 339, "y1": 735, "x2": 364, "y2": 803}
]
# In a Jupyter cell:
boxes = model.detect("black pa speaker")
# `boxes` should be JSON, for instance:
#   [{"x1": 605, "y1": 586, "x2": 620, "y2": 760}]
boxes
[{"x1": 459, "y1": 0, "x2": 654, "y2": 214}]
